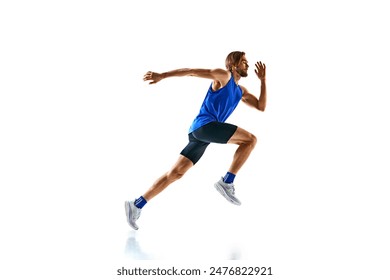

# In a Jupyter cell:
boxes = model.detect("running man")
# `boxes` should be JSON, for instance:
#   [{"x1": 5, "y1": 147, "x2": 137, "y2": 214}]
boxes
[{"x1": 125, "y1": 51, "x2": 267, "y2": 230}]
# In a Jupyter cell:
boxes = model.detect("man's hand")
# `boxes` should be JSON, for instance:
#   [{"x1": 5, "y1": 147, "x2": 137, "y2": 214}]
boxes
[
  {"x1": 254, "y1": 61, "x2": 266, "y2": 81},
  {"x1": 143, "y1": 71, "x2": 163, "y2": 84}
]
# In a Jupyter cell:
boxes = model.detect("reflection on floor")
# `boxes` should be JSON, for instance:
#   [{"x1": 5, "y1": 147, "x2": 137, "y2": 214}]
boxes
[
  {"x1": 124, "y1": 231, "x2": 154, "y2": 260},
  {"x1": 124, "y1": 230, "x2": 244, "y2": 260}
]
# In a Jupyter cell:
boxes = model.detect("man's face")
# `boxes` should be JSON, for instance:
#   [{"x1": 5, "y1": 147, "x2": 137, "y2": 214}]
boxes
[{"x1": 236, "y1": 56, "x2": 249, "y2": 77}]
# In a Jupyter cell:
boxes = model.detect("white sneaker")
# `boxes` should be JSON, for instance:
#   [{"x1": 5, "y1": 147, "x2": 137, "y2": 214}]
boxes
[
  {"x1": 125, "y1": 200, "x2": 142, "y2": 230},
  {"x1": 214, "y1": 177, "x2": 241, "y2": 205}
]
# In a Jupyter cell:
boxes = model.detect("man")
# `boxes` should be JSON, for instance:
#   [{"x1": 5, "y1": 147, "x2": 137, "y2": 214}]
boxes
[{"x1": 125, "y1": 51, "x2": 267, "y2": 230}]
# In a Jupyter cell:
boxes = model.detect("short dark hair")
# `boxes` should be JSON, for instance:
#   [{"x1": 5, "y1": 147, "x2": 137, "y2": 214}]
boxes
[{"x1": 225, "y1": 51, "x2": 245, "y2": 71}]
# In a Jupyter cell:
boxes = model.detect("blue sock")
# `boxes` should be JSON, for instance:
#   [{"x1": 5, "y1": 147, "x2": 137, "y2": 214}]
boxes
[
  {"x1": 134, "y1": 196, "x2": 147, "y2": 209},
  {"x1": 223, "y1": 172, "x2": 236, "y2": 184}
]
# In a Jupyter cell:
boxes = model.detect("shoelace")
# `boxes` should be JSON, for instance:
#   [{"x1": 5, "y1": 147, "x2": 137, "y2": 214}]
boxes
[
  {"x1": 226, "y1": 185, "x2": 236, "y2": 195},
  {"x1": 132, "y1": 205, "x2": 141, "y2": 220}
]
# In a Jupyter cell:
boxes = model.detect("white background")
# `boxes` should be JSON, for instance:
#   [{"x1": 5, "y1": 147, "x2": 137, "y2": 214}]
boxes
[{"x1": 1, "y1": 0, "x2": 389, "y2": 279}]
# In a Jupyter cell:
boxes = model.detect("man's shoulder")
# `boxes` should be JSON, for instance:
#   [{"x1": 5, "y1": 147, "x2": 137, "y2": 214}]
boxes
[{"x1": 212, "y1": 69, "x2": 231, "y2": 83}]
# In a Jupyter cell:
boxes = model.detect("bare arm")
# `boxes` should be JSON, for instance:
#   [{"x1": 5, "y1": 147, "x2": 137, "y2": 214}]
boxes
[
  {"x1": 143, "y1": 68, "x2": 230, "y2": 85},
  {"x1": 241, "y1": 61, "x2": 267, "y2": 111}
]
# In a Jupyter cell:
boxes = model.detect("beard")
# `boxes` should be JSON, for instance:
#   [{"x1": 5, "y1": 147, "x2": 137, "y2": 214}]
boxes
[{"x1": 236, "y1": 68, "x2": 248, "y2": 77}]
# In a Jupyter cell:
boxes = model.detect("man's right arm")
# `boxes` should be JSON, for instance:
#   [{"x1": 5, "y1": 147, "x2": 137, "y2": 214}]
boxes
[{"x1": 143, "y1": 68, "x2": 229, "y2": 85}]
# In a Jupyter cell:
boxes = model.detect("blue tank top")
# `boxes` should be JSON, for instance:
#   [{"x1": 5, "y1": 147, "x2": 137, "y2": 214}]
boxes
[{"x1": 189, "y1": 74, "x2": 243, "y2": 133}]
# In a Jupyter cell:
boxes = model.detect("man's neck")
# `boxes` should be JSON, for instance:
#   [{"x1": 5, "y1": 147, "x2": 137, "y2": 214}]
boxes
[
  {"x1": 233, "y1": 72, "x2": 241, "y2": 85},
  {"x1": 232, "y1": 71, "x2": 241, "y2": 85}
]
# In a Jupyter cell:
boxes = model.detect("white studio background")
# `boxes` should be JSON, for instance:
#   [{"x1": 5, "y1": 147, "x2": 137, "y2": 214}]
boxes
[{"x1": 1, "y1": 0, "x2": 389, "y2": 279}]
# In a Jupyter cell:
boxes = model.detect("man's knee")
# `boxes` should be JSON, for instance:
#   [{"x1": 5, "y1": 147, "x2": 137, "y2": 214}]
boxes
[
  {"x1": 167, "y1": 167, "x2": 186, "y2": 180},
  {"x1": 238, "y1": 132, "x2": 257, "y2": 146},
  {"x1": 167, "y1": 157, "x2": 193, "y2": 181},
  {"x1": 247, "y1": 133, "x2": 257, "y2": 148},
  {"x1": 229, "y1": 127, "x2": 257, "y2": 147}
]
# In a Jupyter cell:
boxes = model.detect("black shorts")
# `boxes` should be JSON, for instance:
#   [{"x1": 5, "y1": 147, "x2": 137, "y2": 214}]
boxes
[{"x1": 180, "y1": 122, "x2": 238, "y2": 165}]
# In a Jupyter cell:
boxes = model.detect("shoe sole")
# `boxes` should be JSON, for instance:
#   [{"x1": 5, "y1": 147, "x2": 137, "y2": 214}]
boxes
[
  {"x1": 125, "y1": 201, "x2": 139, "y2": 230},
  {"x1": 214, "y1": 183, "x2": 241, "y2": 206}
]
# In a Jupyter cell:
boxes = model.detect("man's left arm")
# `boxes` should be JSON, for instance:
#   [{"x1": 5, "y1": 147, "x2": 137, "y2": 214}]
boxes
[{"x1": 241, "y1": 61, "x2": 267, "y2": 111}]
